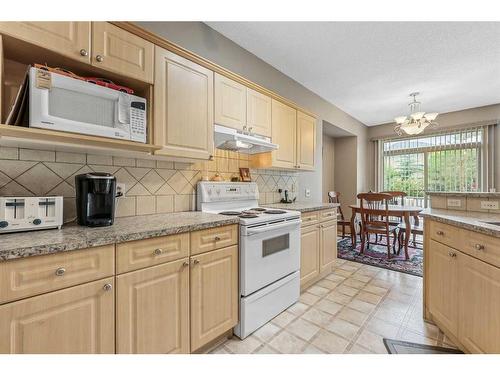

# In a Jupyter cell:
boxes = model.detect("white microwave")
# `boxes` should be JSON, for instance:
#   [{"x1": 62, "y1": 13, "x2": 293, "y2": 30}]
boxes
[{"x1": 29, "y1": 67, "x2": 147, "y2": 143}]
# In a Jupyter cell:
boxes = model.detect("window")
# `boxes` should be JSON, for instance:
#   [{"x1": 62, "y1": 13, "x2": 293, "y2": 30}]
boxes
[{"x1": 380, "y1": 127, "x2": 485, "y2": 207}]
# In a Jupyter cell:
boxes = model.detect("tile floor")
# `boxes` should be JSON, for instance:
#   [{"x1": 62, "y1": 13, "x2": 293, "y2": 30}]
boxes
[{"x1": 210, "y1": 259, "x2": 458, "y2": 354}]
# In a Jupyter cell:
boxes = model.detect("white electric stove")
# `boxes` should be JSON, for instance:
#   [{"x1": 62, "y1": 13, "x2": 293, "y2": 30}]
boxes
[{"x1": 197, "y1": 181, "x2": 301, "y2": 338}]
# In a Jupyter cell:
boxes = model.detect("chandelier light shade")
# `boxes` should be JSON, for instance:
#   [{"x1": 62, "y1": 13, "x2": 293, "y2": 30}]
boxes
[{"x1": 394, "y1": 92, "x2": 439, "y2": 136}]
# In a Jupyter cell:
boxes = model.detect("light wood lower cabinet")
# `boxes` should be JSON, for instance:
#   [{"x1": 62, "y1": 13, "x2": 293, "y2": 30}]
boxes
[
  {"x1": 427, "y1": 240, "x2": 459, "y2": 336},
  {"x1": 116, "y1": 258, "x2": 189, "y2": 354},
  {"x1": 0, "y1": 277, "x2": 115, "y2": 354},
  {"x1": 458, "y1": 252, "x2": 500, "y2": 353},
  {"x1": 425, "y1": 219, "x2": 500, "y2": 353},
  {"x1": 319, "y1": 220, "x2": 337, "y2": 273},
  {"x1": 300, "y1": 224, "x2": 320, "y2": 285},
  {"x1": 190, "y1": 245, "x2": 238, "y2": 352}
]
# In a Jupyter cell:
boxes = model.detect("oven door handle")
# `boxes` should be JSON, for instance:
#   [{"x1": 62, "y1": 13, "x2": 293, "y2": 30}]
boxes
[{"x1": 245, "y1": 220, "x2": 301, "y2": 235}]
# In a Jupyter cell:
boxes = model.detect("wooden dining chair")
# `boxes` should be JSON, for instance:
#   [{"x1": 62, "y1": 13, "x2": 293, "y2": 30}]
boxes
[
  {"x1": 357, "y1": 192, "x2": 398, "y2": 259},
  {"x1": 378, "y1": 191, "x2": 408, "y2": 243},
  {"x1": 397, "y1": 215, "x2": 424, "y2": 253},
  {"x1": 328, "y1": 191, "x2": 351, "y2": 238}
]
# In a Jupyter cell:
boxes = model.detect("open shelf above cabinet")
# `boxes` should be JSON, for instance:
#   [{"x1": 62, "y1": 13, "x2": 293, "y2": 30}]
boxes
[{"x1": 0, "y1": 124, "x2": 161, "y2": 155}]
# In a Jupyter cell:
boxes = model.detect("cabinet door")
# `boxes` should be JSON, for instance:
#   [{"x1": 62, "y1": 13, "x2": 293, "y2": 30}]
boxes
[
  {"x1": 458, "y1": 253, "x2": 500, "y2": 353},
  {"x1": 427, "y1": 240, "x2": 459, "y2": 336},
  {"x1": 0, "y1": 22, "x2": 91, "y2": 62},
  {"x1": 214, "y1": 73, "x2": 246, "y2": 130},
  {"x1": 154, "y1": 46, "x2": 214, "y2": 160},
  {"x1": 300, "y1": 225, "x2": 320, "y2": 286},
  {"x1": 0, "y1": 278, "x2": 114, "y2": 354},
  {"x1": 190, "y1": 245, "x2": 238, "y2": 352},
  {"x1": 91, "y1": 22, "x2": 154, "y2": 83},
  {"x1": 116, "y1": 258, "x2": 189, "y2": 354},
  {"x1": 247, "y1": 88, "x2": 272, "y2": 137},
  {"x1": 319, "y1": 220, "x2": 337, "y2": 273},
  {"x1": 296, "y1": 111, "x2": 316, "y2": 170},
  {"x1": 271, "y1": 99, "x2": 297, "y2": 169}
]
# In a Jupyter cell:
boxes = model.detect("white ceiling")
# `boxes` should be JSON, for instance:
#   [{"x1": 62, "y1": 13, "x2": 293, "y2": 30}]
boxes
[{"x1": 205, "y1": 22, "x2": 500, "y2": 126}]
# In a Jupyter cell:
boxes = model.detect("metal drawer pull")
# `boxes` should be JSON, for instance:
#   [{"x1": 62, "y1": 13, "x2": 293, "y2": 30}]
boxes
[
  {"x1": 214, "y1": 236, "x2": 221, "y2": 241},
  {"x1": 448, "y1": 252, "x2": 457, "y2": 258},
  {"x1": 96, "y1": 54, "x2": 104, "y2": 62},
  {"x1": 474, "y1": 244, "x2": 485, "y2": 251},
  {"x1": 153, "y1": 248, "x2": 163, "y2": 256},
  {"x1": 55, "y1": 267, "x2": 66, "y2": 276},
  {"x1": 436, "y1": 230, "x2": 444, "y2": 236},
  {"x1": 103, "y1": 283, "x2": 113, "y2": 292},
  {"x1": 79, "y1": 49, "x2": 88, "y2": 56},
  {"x1": 193, "y1": 259, "x2": 200, "y2": 265},
  {"x1": 182, "y1": 261, "x2": 189, "y2": 267}
]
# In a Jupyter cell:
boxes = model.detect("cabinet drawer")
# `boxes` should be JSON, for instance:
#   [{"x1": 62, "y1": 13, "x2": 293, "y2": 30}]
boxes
[
  {"x1": 429, "y1": 220, "x2": 462, "y2": 250},
  {"x1": 116, "y1": 233, "x2": 190, "y2": 274},
  {"x1": 0, "y1": 245, "x2": 114, "y2": 304},
  {"x1": 301, "y1": 211, "x2": 319, "y2": 227},
  {"x1": 190, "y1": 225, "x2": 238, "y2": 256},
  {"x1": 320, "y1": 209, "x2": 337, "y2": 222},
  {"x1": 461, "y1": 230, "x2": 500, "y2": 268}
]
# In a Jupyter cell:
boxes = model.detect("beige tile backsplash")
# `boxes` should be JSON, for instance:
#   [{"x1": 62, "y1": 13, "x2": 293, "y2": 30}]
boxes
[{"x1": 0, "y1": 146, "x2": 298, "y2": 222}]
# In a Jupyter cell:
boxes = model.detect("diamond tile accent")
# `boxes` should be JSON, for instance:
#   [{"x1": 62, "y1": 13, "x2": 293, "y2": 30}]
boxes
[
  {"x1": 16, "y1": 163, "x2": 62, "y2": 195},
  {"x1": 140, "y1": 170, "x2": 165, "y2": 194},
  {"x1": 167, "y1": 171, "x2": 190, "y2": 194},
  {"x1": 44, "y1": 162, "x2": 84, "y2": 180},
  {"x1": 0, "y1": 160, "x2": 37, "y2": 179}
]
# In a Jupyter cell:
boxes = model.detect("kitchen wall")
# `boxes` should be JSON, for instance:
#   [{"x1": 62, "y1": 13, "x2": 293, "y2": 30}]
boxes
[
  {"x1": 334, "y1": 137, "x2": 358, "y2": 217},
  {"x1": 367, "y1": 103, "x2": 500, "y2": 190},
  {"x1": 0, "y1": 146, "x2": 298, "y2": 221},
  {"x1": 322, "y1": 134, "x2": 335, "y2": 203},
  {"x1": 136, "y1": 22, "x2": 370, "y2": 204}
]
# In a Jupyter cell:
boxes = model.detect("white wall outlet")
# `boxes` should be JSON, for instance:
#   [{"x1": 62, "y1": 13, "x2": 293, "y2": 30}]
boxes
[
  {"x1": 447, "y1": 198, "x2": 462, "y2": 208},
  {"x1": 116, "y1": 183, "x2": 126, "y2": 197},
  {"x1": 480, "y1": 200, "x2": 499, "y2": 210},
  {"x1": 305, "y1": 188, "x2": 311, "y2": 198}
]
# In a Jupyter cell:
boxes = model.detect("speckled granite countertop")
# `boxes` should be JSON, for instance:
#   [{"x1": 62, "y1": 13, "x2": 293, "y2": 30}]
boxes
[
  {"x1": 426, "y1": 192, "x2": 500, "y2": 198},
  {"x1": 0, "y1": 212, "x2": 239, "y2": 262},
  {"x1": 421, "y1": 208, "x2": 500, "y2": 238},
  {"x1": 264, "y1": 202, "x2": 339, "y2": 213}
]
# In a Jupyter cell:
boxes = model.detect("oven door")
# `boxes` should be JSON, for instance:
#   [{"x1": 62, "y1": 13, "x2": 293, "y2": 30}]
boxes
[{"x1": 240, "y1": 218, "x2": 301, "y2": 296}]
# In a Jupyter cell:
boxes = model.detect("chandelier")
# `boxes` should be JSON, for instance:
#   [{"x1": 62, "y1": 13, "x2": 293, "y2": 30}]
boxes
[{"x1": 394, "y1": 92, "x2": 438, "y2": 135}]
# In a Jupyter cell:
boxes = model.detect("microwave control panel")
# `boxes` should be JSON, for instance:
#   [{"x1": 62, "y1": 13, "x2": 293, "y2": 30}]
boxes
[{"x1": 130, "y1": 100, "x2": 147, "y2": 143}]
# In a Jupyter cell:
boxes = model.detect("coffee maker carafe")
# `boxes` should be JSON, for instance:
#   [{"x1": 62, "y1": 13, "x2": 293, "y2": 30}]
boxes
[{"x1": 75, "y1": 173, "x2": 116, "y2": 227}]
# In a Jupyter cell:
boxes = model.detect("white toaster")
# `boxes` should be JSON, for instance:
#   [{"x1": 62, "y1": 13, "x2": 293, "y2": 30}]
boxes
[{"x1": 0, "y1": 196, "x2": 63, "y2": 234}]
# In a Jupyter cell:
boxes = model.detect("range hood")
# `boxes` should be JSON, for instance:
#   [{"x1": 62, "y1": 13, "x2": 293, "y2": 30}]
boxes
[{"x1": 214, "y1": 124, "x2": 279, "y2": 154}]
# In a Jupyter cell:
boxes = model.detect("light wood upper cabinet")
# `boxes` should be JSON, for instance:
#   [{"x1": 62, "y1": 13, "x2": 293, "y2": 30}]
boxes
[
  {"x1": 271, "y1": 99, "x2": 297, "y2": 169},
  {"x1": 296, "y1": 111, "x2": 316, "y2": 170},
  {"x1": 214, "y1": 73, "x2": 246, "y2": 130},
  {"x1": 91, "y1": 22, "x2": 153, "y2": 83},
  {"x1": 247, "y1": 88, "x2": 272, "y2": 137},
  {"x1": 116, "y1": 258, "x2": 190, "y2": 354},
  {"x1": 427, "y1": 240, "x2": 459, "y2": 336},
  {"x1": 154, "y1": 46, "x2": 214, "y2": 160},
  {"x1": 0, "y1": 22, "x2": 91, "y2": 63},
  {"x1": 0, "y1": 278, "x2": 115, "y2": 354},
  {"x1": 319, "y1": 220, "x2": 337, "y2": 273},
  {"x1": 190, "y1": 245, "x2": 238, "y2": 352},
  {"x1": 458, "y1": 252, "x2": 500, "y2": 353},
  {"x1": 300, "y1": 225, "x2": 320, "y2": 286}
]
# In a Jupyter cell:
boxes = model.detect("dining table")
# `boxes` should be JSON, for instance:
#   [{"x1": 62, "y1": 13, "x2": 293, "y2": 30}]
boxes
[{"x1": 348, "y1": 204, "x2": 423, "y2": 260}]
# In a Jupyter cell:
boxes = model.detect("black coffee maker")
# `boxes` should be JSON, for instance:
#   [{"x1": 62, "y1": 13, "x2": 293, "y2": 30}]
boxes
[{"x1": 75, "y1": 173, "x2": 117, "y2": 227}]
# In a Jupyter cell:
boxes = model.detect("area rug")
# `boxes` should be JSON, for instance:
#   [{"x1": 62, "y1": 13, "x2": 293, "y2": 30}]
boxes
[
  {"x1": 337, "y1": 237, "x2": 423, "y2": 277},
  {"x1": 383, "y1": 338, "x2": 463, "y2": 354}
]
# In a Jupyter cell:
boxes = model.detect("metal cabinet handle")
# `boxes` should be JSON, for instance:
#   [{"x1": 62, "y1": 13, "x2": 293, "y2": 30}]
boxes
[
  {"x1": 153, "y1": 248, "x2": 163, "y2": 256},
  {"x1": 448, "y1": 252, "x2": 457, "y2": 258},
  {"x1": 96, "y1": 55, "x2": 104, "y2": 62},
  {"x1": 248, "y1": 127, "x2": 253, "y2": 132},
  {"x1": 474, "y1": 244, "x2": 485, "y2": 251},
  {"x1": 103, "y1": 283, "x2": 113, "y2": 292},
  {"x1": 55, "y1": 267, "x2": 66, "y2": 276},
  {"x1": 192, "y1": 259, "x2": 200, "y2": 265},
  {"x1": 182, "y1": 261, "x2": 189, "y2": 267},
  {"x1": 436, "y1": 230, "x2": 444, "y2": 236},
  {"x1": 79, "y1": 49, "x2": 88, "y2": 56},
  {"x1": 214, "y1": 236, "x2": 221, "y2": 241}
]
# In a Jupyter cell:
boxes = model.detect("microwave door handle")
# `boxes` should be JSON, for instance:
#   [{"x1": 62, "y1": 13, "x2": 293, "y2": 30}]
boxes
[{"x1": 246, "y1": 220, "x2": 301, "y2": 236}]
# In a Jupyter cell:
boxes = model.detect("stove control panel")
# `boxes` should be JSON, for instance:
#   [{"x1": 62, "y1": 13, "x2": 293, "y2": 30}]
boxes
[{"x1": 197, "y1": 182, "x2": 259, "y2": 202}]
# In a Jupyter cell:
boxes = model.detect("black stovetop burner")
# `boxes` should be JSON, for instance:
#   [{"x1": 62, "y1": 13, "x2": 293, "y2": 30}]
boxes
[
  {"x1": 219, "y1": 211, "x2": 241, "y2": 216},
  {"x1": 264, "y1": 209, "x2": 287, "y2": 214},
  {"x1": 239, "y1": 214, "x2": 259, "y2": 218}
]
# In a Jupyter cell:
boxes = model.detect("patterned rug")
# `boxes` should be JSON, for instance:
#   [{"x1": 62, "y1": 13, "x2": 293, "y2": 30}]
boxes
[{"x1": 337, "y1": 236, "x2": 423, "y2": 277}]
